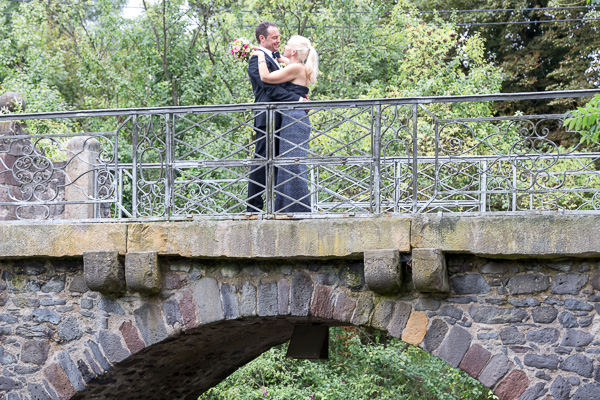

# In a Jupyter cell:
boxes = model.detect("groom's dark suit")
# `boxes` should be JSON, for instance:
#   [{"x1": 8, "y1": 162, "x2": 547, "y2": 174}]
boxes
[{"x1": 247, "y1": 50, "x2": 299, "y2": 212}]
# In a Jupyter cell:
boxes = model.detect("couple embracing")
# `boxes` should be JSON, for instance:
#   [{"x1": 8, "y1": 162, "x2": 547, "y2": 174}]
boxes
[{"x1": 246, "y1": 21, "x2": 319, "y2": 214}]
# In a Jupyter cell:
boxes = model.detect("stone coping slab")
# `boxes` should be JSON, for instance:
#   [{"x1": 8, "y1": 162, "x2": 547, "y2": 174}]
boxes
[
  {"x1": 0, "y1": 223, "x2": 128, "y2": 258},
  {"x1": 411, "y1": 214, "x2": 600, "y2": 258},
  {"x1": 127, "y1": 218, "x2": 412, "y2": 259},
  {"x1": 1, "y1": 214, "x2": 600, "y2": 259}
]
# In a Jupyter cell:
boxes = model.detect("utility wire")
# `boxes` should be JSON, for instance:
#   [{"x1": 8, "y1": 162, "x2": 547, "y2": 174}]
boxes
[
  {"x1": 418, "y1": 5, "x2": 597, "y2": 14},
  {"x1": 456, "y1": 17, "x2": 600, "y2": 27}
]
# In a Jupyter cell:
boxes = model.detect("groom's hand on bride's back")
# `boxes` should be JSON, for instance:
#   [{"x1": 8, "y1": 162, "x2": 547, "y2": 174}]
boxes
[{"x1": 301, "y1": 95, "x2": 311, "y2": 113}]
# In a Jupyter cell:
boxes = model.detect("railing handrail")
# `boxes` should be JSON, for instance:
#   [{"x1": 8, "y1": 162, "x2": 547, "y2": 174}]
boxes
[{"x1": 1, "y1": 89, "x2": 599, "y2": 122}]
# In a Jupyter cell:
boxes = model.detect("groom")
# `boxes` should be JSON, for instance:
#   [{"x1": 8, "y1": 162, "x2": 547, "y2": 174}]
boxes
[{"x1": 246, "y1": 21, "x2": 306, "y2": 213}]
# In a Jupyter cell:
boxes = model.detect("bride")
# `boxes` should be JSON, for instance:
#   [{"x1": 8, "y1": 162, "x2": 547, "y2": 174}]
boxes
[{"x1": 252, "y1": 35, "x2": 319, "y2": 213}]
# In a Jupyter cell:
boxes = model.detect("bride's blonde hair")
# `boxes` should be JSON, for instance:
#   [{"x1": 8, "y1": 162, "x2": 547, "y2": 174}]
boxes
[{"x1": 287, "y1": 35, "x2": 319, "y2": 86}]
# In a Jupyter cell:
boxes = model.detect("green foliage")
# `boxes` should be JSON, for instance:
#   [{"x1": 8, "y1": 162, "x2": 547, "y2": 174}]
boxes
[
  {"x1": 564, "y1": 94, "x2": 600, "y2": 144},
  {"x1": 199, "y1": 327, "x2": 498, "y2": 400}
]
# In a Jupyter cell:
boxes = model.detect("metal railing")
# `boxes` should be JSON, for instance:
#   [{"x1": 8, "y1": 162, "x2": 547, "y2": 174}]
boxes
[{"x1": 1, "y1": 89, "x2": 599, "y2": 221}]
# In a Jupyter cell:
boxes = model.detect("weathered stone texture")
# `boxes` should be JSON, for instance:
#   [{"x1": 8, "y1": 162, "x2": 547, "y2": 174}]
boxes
[
  {"x1": 423, "y1": 319, "x2": 448, "y2": 353},
  {"x1": 458, "y1": 344, "x2": 491, "y2": 378},
  {"x1": 479, "y1": 354, "x2": 514, "y2": 388},
  {"x1": 364, "y1": 249, "x2": 402, "y2": 294},
  {"x1": 412, "y1": 248, "x2": 450, "y2": 293},
  {"x1": 507, "y1": 274, "x2": 551, "y2": 295},
  {"x1": 436, "y1": 325, "x2": 472, "y2": 368},
  {"x1": 119, "y1": 321, "x2": 145, "y2": 355},
  {"x1": 125, "y1": 251, "x2": 162, "y2": 294},
  {"x1": 2, "y1": 250, "x2": 600, "y2": 399},
  {"x1": 20, "y1": 340, "x2": 50, "y2": 365},
  {"x1": 401, "y1": 312, "x2": 428, "y2": 345},
  {"x1": 495, "y1": 370, "x2": 530, "y2": 400},
  {"x1": 133, "y1": 303, "x2": 168, "y2": 346},
  {"x1": 83, "y1": 250, "x2": 125, "y2": 295},
  {"x1": 310, "y1": 285, "x2": 334, "y2": 319}
]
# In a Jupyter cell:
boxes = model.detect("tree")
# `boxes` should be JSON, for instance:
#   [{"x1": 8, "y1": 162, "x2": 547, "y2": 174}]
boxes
[{"x1": 199, "y1": 327, "x2": 497, "y2": 400}]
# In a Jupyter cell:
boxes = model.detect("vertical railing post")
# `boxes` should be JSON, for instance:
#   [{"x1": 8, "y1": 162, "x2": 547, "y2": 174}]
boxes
[
  {"x1": 480, "y1": 160, "x2": 487, "y2": 212},
  {"x1": 411, "y1": 104, "x2": 419, "y2": 213},
  {"x1": 266, "y1": 105, "x2": 275, "y2": 215},
  {"x1": 512, "y1": 163, "x2": 517, "y2": 212},
  {"x1": 372, "y1": 104, "x2": 381, "y2": 214},
  {"x1": 165, "y1": 113, "x2": 173, "y2": 219},
  {"x1": 131, "y1": 114, "x2": 138, "y2": 218},
  {"x1": 112, "y1": 118, "x2": 120, "y2": 219}
]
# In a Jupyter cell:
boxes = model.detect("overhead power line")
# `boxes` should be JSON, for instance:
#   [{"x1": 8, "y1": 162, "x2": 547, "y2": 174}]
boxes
[
  {"x1": 418, "y1": 5, "x2": 597, "y2": 14},
  {"x1": 456, "y1": 17, "x2": 600, "y2": 27}
]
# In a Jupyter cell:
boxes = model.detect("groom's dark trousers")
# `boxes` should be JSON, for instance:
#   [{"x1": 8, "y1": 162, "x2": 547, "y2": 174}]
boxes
[{"x1": 247, "y1": 52, "x2": 298, "y2": 212}]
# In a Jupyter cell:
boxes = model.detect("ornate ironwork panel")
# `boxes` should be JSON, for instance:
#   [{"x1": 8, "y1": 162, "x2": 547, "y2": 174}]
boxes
[{"x1": 0, "y1": 90, "x2": 599, "y2": 221}]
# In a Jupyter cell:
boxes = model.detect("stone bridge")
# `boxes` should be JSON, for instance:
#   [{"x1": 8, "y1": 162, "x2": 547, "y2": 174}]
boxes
[{"x1": 1, "y1": 215, "x2": 600, "y2": 400}]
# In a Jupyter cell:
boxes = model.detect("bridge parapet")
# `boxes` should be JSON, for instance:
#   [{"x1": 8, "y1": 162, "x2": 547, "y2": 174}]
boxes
[{"x1": 0, "y1": 89, "x2": 599, "y2": 220}]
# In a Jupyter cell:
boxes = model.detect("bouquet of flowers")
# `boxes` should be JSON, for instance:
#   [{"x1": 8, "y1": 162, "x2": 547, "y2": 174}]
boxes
[{"x1": 230, "y1": 38, "x2": 253, "y2": 61}]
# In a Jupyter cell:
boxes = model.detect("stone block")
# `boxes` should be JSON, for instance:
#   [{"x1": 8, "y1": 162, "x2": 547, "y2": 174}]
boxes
[
  {"x1": 20, "y1": 340, "x2": 50, "y2": 365},
  {"x1": 193, "y1": 277, "x2": 224, "y2": 324},
  {"x1": 524, "y1": 354, "x2": 559, "y2": 370},
  {"x1": 500, "y1": 327, "x2": 525, "y2": 345},
  {"x1": 469, "y1": 305, "x2": 528, "y2": 324},
  {"x1": 532, "y1": 306, "x2": 558, "y2": 323},
  {"x1": 220, "y1": 283, "x2": 240, "y2": 320},
  {"x1": 401, "y1": 312, "x2": 428, "y2": 346},
  {"x1": 332, "y1": 291, "x2": 356, "y2": 322},
  {"x1": 258, "y1": 281, "x2": 278, "y2": 317},
  {"x1": 450, "y1": 274, "x2": 490, "y2": 295},
  {"x1": 310, "y1": 285, "x2": 334, "y2": 319},
  {"x1": 436, "y1": 325, "x2": 472, "y2": 368},
  {"x1": 561, "y1": 329, "x2": 593, "y2": 347},
  {"x1": 364, "y1": 249, "x2": 402, "y2": 294},
  {"x1": 458, "y1": 344, "x2": 491, "y2": 379},
  {"x1": 526, "y1": 328, "x2": 559, "y2": 344},
  {"x1": 83, "y1": 250, "x2": 125, "y2": 295},
  {"x1": 518, "y1": 382, "x2": 547, "y2": 400},
  {"x1": 240, "y1": 281, "x2": 257, "y2": 317},
  {"x1": 551, "y1": 273, "x2": 588, "y2": 295},
  {"x1": 350, "y1": 294, "x2": 373, "y2": 326},
  {"x1": 387, "y1": 302, "x2": 411, "y2": 338},
  {"x1": 128, "y1": 218, "x2": 411, "y2": 259},
  {"x1": 133, "y1": 303, "x2": 168, "y2": 346},
  {"x1": 291, "y1": 270, "x2": 314, "y2": 317},
  {"x1": 179, "y1": 289, "x2": 198, "y2": 329},
  {"x1": 0, "y1": 377, "x2": 22, "y2": 391},
  {"x1": 98, "y1": 330, "x2": 130, "y2": 364},
  {"x1": 371, "y1": 300, "x2": 395, "y2": 331},
  {"x1": 119, "y1": 321, "x2": 145, "y2": 355},
  {"x1": 412, "y1": 248, "x2": 449, "y2": 293},
  {"x1": 411, "y1": 214, "x2": 600, "y2": 257},
  {"x1": 507, "y1": 274, "x2": 551, "y2": 295},
  {"x1": 551, "y1": 376, "x2": 571, "y2": 400},
  {"x1": 572, "y1": 384, "x2": 600, "y2": 400},
  {"x1": 478, "y1": 354, "x2": 513, "y2": 388},
  {"x1": 560, "y1": 354, "x2": 594, "y2": 378},
  {"x1": 423, "y1": 319, "x2": 448, "y2": 353},
  {"x1": 43, "y1": 363, "x2": 76, "y2": 399},
  {"x1": 162, "y1": 299, "x2": 183, "y2": 327},
  {"x1": 494, "y1": 370, "x2": 529, "y2": 400},
  {"x1": 58, "y1": 316, "x2": 83, "y2": 342},
  {"x1": 125, "y1": 251, "x2": 161, "y2": 295},
  {"x1": 56, "y1": 350, "x2": 85, "y2": 391},
  {"x1": 277, "y1": 279, "x2": 290, "y2": 316}
]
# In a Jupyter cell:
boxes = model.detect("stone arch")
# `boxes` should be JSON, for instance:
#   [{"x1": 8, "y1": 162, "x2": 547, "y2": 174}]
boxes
[{"x1": 4, "y1": 255, "x2": 600, "y2": 400}]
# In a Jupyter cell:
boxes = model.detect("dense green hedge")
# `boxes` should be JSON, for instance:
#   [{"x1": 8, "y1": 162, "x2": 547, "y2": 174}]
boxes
[{"x1": 199, "y1": 327, "x2": 498, "y2": 400}]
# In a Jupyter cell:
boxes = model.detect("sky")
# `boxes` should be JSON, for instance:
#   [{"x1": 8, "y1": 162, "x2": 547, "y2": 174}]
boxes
[{"x1": 122, "y1": 0, "x2": 145, "y2": 19}]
